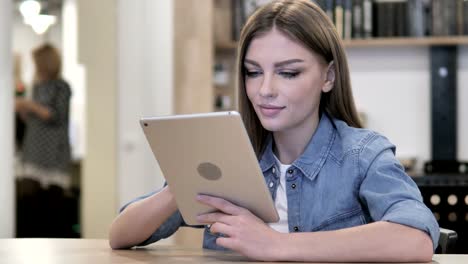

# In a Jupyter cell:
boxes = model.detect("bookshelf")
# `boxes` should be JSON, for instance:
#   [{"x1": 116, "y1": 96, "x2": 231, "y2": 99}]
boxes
[{"x1": 211, "y1": 0, "x2": 468, "y2": 111}]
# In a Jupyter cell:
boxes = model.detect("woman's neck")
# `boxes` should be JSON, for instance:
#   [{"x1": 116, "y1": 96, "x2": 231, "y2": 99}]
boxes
[{"x1": 273, "y1": 113, "x2": 320, "y2": 165}]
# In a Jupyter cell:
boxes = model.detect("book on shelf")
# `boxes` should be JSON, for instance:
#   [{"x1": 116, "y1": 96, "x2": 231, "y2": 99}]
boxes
[
  {"x1": 407, "y1": 0, "x2": 425, "y2": 37},
  {"x1": 373, "y1": 0, "x2": 410, "y2": 38},
  {"x1": 431, "y1": 0, "x2": 457, "y2": 36},
  {"x1": 431, "y1": 0, "x2": 443, "y2": 36},
  {"x1": 374, "y1": 1, "x2": 385, "y2": 37},
  {"x1": 457, "y1": 0, "x2": 464, "y2": 35},
  {"x1": 229, "y1": 0, "x2": 468, "y2": 43},
  {"x1": 395, "y1": 1, "x2": 408, "y2": 37},
  {"x1": 423, "y1": 0, "x2": 432, "y2": 36},
  {"x1": 231, "y1": 0, "x2": 273, "y2": 41},
  {"x1": 352, "y1": 0, "x2": 363, "y2": 38},
  {"x1": 446, "y1": 0, "x2": 458, "y2": 36},
  {"x1": 362, "y1": 0, "x2": 373, "y2": 38},
  {"x1": 243, "y1": 0, "x2": 272, "y2": 17},
  {"x1": 312, "y1": 0, "x2": 327, "y2": 11},
  {"x1": 447, "y1": 0, "x2": 458, "y2": 36},
  {"x1": 465, "y1": 0, "x2": 468, "y2": 35},
  {"x1": 231, "y1": 0, "x2": 245, "y2": 41},
  {"x1": 457, "y1": 0, "x2": 468, "y2": 35},
  {"x1": 324, "y1": 0, "x2": 335, "y2": 22},
  {"x1": 344, "y1": 0, "x2": 353, "y2": 39},
  {"x1": 335, "y1": 0, "x2": 344, "y2": 39}
]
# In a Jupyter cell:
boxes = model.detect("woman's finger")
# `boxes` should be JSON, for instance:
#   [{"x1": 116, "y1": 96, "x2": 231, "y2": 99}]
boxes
[
  {"x1": 209, "y1": 222, "x2": 235, "y2": 238},
  {"x1": 196, "y1": 195, "x2": 245, "y2": 216},
  {"x1": 215, "y1": 236, "x2": 238, "y2": 252},
  {"x1": 196, "y1": 212, "x2": 234, "y2": 225}
]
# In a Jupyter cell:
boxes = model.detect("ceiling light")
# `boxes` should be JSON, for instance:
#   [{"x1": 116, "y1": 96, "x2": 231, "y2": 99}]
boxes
[
  {"x1": 19, "y1": 0, "x2": 41, "y2": 19},
  {"x1": 26, "y1": 14, "x2": 57, "y2": 35}
]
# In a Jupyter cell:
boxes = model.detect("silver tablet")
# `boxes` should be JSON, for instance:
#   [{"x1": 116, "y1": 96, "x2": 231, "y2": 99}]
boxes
[{"x1": 140, "y1": 111, "x2": 279, "y2": 225}]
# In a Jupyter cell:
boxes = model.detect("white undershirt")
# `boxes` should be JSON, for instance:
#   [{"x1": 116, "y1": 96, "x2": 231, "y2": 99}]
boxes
[{"x1": 268, "y1": 155, "x2": 290, "y2": 233}]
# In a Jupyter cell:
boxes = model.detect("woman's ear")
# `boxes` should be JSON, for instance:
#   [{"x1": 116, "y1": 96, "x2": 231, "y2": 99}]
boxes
[{"x1": 322, "y1": 61, "x2": 335, "y2": 93}]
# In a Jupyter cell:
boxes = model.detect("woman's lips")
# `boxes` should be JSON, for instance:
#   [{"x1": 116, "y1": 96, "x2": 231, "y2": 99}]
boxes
[{"x1": 258, "y1": 104, "x2": 285, "y2": 117}]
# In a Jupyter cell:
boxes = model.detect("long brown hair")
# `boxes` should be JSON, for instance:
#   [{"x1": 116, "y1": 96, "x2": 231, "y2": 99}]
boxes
[
  {"x1": 237, "y1": 0, "x2": 362, "y2": 158},
  {"x1": 32, "y1": 43, "x2": 61, "y2": 83}
]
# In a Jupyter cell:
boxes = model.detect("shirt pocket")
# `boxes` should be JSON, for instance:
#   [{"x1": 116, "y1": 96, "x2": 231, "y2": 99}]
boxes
[{"x1": 312, "y1": 207, "x2": 366, "y2": 232}]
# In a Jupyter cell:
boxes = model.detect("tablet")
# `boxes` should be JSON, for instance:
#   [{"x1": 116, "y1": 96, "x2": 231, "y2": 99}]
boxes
[{"x1": 140, "y1": 111, "x2": 279, "y2": 225}]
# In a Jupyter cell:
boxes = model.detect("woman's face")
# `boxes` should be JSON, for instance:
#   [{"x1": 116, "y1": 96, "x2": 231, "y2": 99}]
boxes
[{"x1": 244, "y1": 28, "x2": 332, "y2": 134}]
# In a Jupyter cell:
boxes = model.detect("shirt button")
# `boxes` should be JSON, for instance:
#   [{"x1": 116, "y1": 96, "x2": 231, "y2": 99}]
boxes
[
  {"x1": 294, "y1": 226, "x2": 299, "y2": 232},
  {"x1": 287, "y1": 169, "x2": 294, "y2": 174},
  {"x1": 291, "y1": 183, "x2": 296, "y2": 189},
  {"x1": 269, "y1": 182, "x2": 274, "y2": 188},
  {"x1": 272, "y1": 167, "x2": 276, "y2": 174}
]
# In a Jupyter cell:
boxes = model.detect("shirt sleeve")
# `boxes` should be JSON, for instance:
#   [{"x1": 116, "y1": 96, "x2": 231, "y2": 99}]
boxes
[
  {"x1": 119, "y1": 185, "x2": 205, "y2": 247},
  {"x1": 119, "y1": 188, "x2": 187, "y2": 247},
  {"x1": 358, "y1": 134, "x2": 440, "y2": 251}
]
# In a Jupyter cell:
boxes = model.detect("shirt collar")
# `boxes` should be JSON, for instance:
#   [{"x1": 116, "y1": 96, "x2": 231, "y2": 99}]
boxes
[{"x1": 259, "y1": 113, "x2": 336, "y2": 181}]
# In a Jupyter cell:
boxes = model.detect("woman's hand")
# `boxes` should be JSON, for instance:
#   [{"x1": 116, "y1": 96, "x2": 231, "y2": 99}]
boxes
[
  {"x1": 15, "y1": 97, "x2": 52, "y2": 121},
  {"x1": 15, "y1": 97, "x2": 29, "y2": 112},
  {"x1": 196, "y1": 194, "x2": 284, "y2": 261},
  {"x1": 15, "y1": 97, "x2": 31, "y2": 120}
]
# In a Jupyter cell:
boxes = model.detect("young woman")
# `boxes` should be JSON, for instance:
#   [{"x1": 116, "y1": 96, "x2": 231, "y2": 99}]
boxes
[{"x1": 109, "y1": 1, "x2": 438, "y2": 262}]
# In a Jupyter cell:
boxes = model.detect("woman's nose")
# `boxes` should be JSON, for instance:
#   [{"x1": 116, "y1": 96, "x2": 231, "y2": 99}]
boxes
[{"x1": 259, "y1": 74, "x2": 277, "y2": 98}]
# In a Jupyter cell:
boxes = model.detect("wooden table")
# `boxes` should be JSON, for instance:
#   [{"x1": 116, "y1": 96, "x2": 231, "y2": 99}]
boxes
[{"x1": 0, "y1": 239, "x2": 467, "y2": 264}]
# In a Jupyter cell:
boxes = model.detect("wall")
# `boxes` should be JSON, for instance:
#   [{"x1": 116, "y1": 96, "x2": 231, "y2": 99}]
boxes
[
  {"x1": 78, "y1": 0, "x2": 180, "y2": 240},
  {"x1": 116, "y1": 0, "x2": 212, "y2": 246},
  {"x1": 78, "y1": 0, "x2": 117, "y2": 238},
  {"x1": 63, "y1": 0, "x2": 86, "y2": 161},
  {"x1": 456, "y1": 47, "x2": 468, "y2": 160},
  {"x1": 173, "y1": 0, "x2": 213, "y2": 114},
  {"x1": 117, "y1": 0, "x2": 173, "y2": 210},
  {"x1": 0, "y1": 0, "x2": 14, "y2": 238},
  {"x1": 349, "y1": 46, "x2": 468, "y2": 172},
  {"x1": 77, "y1": 0, "x2": 198, "y2": 240}
]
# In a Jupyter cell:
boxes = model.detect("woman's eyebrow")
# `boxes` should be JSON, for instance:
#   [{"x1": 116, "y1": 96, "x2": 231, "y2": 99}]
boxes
[
  {"x1": 274, "y1": 59, "x2": 304, "y2": 67},
  {"x1": 244, "y1": 59, "x2": 260, "y2": 67},
  {"x1": 244, "y1": 58, "x2": 304, "y2": 68}
]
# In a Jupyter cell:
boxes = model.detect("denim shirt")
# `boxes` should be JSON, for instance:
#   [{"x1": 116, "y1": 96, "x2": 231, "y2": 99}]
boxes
[{"x1": 123, "y1": 113, "x2": 440, "y2": 251}]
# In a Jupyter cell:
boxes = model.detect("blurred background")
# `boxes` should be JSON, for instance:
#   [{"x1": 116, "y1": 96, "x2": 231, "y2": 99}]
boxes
[{"x1": 0, "y1": 0, "x2": 467, "y2": 253}]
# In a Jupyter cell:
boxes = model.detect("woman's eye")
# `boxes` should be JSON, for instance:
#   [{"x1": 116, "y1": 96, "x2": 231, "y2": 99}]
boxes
[
  {"x1": 245, "y1": 70, "x2": 262, "y2": 78},
  {"x1": 279, "y1": 71, "x2": 300, "y2": 79}
]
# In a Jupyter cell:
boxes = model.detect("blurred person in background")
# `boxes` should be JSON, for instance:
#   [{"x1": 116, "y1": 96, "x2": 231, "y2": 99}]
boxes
[{"x1": 15, "y1": 43, "x2": 73, "y2": 237}]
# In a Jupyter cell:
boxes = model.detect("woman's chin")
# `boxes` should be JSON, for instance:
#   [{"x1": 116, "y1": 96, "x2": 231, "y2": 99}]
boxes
[{"x1": 259, "y1": 120, "x2": 284, "y2": 132}]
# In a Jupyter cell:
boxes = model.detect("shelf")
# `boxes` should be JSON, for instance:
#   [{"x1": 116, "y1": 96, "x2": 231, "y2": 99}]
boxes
[
  {"x1": 343, "y1": 36, "x2": 468, "y2": 48},
  {"x1": 216, "y1": 36, "x2": 468, "y2": 51}
]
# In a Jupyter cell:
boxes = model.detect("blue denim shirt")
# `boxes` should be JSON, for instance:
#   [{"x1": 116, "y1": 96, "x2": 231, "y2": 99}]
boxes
[{"x1": 123, "y1": 113, "x2": 439, "y2": 251}]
